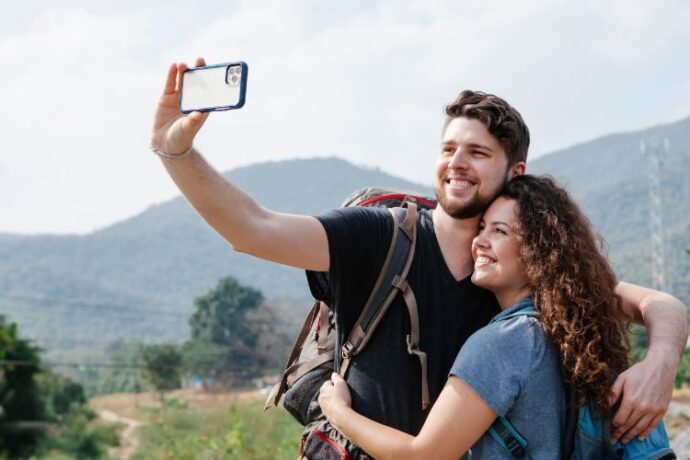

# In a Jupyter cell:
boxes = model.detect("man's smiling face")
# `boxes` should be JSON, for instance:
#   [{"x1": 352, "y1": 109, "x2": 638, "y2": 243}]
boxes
[{"x1": 434, "y1": 117, "x2": 511, "y2": 219}]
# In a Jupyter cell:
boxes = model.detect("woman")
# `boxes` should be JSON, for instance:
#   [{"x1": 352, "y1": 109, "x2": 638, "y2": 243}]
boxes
[{"x1": 318, "y1": 175, "x2": 665, "y2": 459}]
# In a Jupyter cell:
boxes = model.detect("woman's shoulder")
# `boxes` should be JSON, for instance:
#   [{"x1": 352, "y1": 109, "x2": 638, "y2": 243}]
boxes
[
  {"x1": 450, "y1": 314, "x2": 556, "y2": 417},
  {"x1": 466, "y1": 314, "x2": 542, "y2": 353}
]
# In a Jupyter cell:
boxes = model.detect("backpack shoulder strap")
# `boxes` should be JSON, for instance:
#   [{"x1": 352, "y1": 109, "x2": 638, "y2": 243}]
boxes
[
  {"x1": 340, "y1": 203, "x2": 429, "y2": 408},
  {"x1": 561, "y1": 385, "x2": 578, "y2": 458},
  {"x1": 488, "y1": 417, "x2": 530, "y2": 459}
]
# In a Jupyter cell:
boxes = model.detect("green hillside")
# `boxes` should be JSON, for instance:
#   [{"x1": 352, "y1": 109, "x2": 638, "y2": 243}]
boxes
[
  {"x1": 0, "y1": 157, "x2": 431, "y2": 356},
  {"x1": 528, "y1": 116, "x2": 690, "y2": 300},
  {"x1": 0, "y1": 115, "x2": 688, "y2": 359}
]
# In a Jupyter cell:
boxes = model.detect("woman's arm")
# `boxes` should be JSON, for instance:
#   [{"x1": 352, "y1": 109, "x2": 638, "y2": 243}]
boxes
[{"x1": 319, "y1": 373, "x2": 497, "y2": 460}]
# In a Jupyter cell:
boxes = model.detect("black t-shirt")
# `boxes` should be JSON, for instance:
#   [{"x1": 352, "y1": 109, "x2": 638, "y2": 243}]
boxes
[{"x1": 307, "y1": 206, "x2": 499, "y2": 434}]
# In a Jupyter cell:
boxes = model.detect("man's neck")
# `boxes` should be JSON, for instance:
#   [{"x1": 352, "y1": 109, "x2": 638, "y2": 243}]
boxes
[{"x1": 432, "y1": 207, "x2": 480, "y2": 281}]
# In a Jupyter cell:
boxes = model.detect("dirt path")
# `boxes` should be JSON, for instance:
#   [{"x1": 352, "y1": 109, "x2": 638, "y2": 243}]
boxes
[{"x1": 98, "y1": 409, "x2": 144, "y2": 460}]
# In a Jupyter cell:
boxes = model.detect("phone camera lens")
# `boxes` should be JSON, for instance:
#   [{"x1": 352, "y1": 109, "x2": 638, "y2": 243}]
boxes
[{"x1": 226, "y1": 65, "x2": 242, "y2": 86}]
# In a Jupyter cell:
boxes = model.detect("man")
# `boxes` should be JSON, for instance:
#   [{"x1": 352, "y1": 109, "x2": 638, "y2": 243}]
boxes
[{"x1": 151, "y1": 58, "x2": 687, "y2": 448}]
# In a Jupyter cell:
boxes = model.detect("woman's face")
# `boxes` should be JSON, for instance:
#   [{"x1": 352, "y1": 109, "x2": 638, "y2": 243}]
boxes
[{"x1": 471, "y1": 196, "x2": 531, "y2": 308}]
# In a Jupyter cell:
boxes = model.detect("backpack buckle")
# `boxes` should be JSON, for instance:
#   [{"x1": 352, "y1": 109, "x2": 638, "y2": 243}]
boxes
[
  {"x1": 406, "y1": 334, "x2": 418, "y2": 353},
  {"x1": 341, "y1": 341, "x2": 355, "y2": 359}
]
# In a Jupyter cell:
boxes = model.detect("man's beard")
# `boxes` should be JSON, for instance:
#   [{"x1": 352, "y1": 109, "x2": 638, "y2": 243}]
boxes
[{"x1": 434, "y1": 178, "x2": 506, "y2": 219}]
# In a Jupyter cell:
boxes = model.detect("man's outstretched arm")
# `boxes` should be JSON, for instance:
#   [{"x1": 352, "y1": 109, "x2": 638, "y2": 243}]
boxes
[
  {"x1": 151, "y1": 58, "x2": 329, "y2": 272},
  {"x1": 610, "y1": 281, "x2": 688, "y2": 443}
]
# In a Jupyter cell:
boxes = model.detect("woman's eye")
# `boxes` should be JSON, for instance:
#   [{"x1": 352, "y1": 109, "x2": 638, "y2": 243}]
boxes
[{"x1": 495, "y1": 228, "x2": 507, "y2": 235}]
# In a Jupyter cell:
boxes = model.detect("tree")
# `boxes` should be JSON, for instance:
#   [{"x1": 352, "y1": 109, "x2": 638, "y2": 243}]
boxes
[
  {"x1": 140, "y1": 344, "x2": 182, "y2": 403},
  {"x1": 189, "y1": 276, "x2": 263, "y2": 347},
  {"x1": 0, "y1": 315, "x2": 112, "y2": 458},
  {"x1": 93, "y1": 340, "x2": 145, "y2": 395},
  {"x1": 183, "y1": 276, "x2": 293, "y2": 387},
  {"x1": 185, "y1": 277, "x2": 263, "y2": 384},
  {"x1": 628, "y1": 323, "x2": 648, "y2": 363},
  {"x1": 0, "y1": 314, "x2": 44, "y2": 458},
  {"x1": 36, "y1": 371, "x2": 86, "y2": 421},
  {"x1": 675, "y1": 349, "x2": 690, "y2": 388}
]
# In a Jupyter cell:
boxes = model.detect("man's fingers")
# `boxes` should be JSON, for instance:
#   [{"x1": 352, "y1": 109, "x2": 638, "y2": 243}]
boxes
[
  {"x1": 612, "y1": 398, "x2": 633, "y2": 427},
  {"x1": 175, "y1": 63, "x2": 189, "y2": 93},
  {"x1": 637, "y1": 413, "x2": 665, "y2": 441},
  {"x1": 195, "y1": 56, "x2": 206, "y2": 67},
  {"x1": 162, "y1": 63, "x2": 177, "y2": 96},
  {"x1": 611, "y1": 401, "x2": 634, "y2": 443},
  {"x1": 620, "y1": 413, "x2": 654, "y2": 443}
]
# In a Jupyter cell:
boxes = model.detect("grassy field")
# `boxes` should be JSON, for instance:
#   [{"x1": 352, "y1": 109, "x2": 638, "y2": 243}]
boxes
[
  {"x1": 91, "y1": 388, "x2": 690, "y2": 459},
  {"x1": 90, "y1": 389, "x2": 303, "y2": 460}
]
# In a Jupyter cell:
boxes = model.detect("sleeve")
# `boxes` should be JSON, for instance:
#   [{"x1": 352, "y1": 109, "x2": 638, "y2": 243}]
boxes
[
  {"x1": 305, "y1": 206, "x2": 394, "y2": 333},
  {"x1": 449, "y1": 319, "x2": 536, "y2": 416}
]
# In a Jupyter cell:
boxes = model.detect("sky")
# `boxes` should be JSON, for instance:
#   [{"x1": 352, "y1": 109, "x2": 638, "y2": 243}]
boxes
[{"x1": 1, "y1": 0, "x2": 689, "y2": 234}]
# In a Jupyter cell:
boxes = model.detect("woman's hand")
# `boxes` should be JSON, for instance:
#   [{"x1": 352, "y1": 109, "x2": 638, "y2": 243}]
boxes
[{"x1": 319, "y1": 373, "x2": 352, "y2": 425}]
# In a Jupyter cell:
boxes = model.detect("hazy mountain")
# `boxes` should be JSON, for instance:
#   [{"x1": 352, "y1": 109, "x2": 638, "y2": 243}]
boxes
[
  {"x1": 0, "y1": 157, "x2": 432, "y2": 355},
  {"x1": 528, "y1": 116, "x2": 690, "y2": 292},
  {"x1": 1, "y1": 116, "x2": 688, "y2": 358}
]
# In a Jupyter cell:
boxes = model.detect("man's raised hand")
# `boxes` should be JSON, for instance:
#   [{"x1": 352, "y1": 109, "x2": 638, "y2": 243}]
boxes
[{"x1": 151, "y1": 58, "x2": 209, "y2": 157}]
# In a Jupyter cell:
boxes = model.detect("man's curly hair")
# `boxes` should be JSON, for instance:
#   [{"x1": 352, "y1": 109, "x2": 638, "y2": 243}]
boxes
[{"x1": 500, "y1": 175, "x2": 630, "y2": 410}]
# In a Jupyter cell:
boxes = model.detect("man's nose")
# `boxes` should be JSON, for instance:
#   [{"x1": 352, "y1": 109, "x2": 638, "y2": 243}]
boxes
[{"x1": 448, "y1": 148, "x2": 469, "y2": 169}]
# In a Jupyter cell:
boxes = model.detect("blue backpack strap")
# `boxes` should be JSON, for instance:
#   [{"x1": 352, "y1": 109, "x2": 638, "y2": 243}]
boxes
[
  {"x1": 488, "y1": 417, "x2": 531, "y2": 459},
  {"x1": 485, "y1": 298, "x2": 537, "y2": 459}
]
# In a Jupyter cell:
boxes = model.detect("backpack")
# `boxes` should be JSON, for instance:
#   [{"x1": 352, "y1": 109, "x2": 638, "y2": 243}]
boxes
[
  {"x1": 264, "y1": 187, "x2": 436, "y2": 458},
  {"x1": 488, "y1": 304, "x2": 676, "y2": 460}
]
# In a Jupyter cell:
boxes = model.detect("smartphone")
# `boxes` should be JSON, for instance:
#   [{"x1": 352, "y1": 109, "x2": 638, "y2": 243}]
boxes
[{"x1": 179, "y1": 62, "x2": 248, "y2": 113}]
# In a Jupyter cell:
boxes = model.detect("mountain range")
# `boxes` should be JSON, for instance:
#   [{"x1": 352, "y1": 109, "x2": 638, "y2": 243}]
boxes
[{"x1": 1, "y1": 116, "x2": 689, "y2": 359}]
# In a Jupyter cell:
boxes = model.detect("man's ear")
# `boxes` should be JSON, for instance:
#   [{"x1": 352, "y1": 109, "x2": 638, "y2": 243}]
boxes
[{"x1": 508, "y1": 161, "x2": 526, "y2": 179}]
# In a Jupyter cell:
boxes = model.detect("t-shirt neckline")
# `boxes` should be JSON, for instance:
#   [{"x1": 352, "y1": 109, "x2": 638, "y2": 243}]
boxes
[{"x1": 422, "y1": 209, "x2": 474, "y2": 285}]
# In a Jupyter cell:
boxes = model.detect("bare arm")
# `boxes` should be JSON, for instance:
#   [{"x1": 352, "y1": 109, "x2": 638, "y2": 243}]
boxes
[
  {"x1": 609, "y1": 281, "x2": 688, "y2": 443},
  {"x1": 151, "y1": 59, "x2": 329, "y2": 272},
  {"x1": 319, "y1": 374, "x2": 496, "y2": 460}
]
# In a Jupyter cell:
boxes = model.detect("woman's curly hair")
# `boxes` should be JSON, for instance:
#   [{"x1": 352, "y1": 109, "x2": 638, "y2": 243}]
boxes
[{"x1": 500, "y1": 175, "x2": 629, "y2": 410}]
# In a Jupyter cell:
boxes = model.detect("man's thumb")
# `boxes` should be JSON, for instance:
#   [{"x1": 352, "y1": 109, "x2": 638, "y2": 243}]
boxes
[
  {"x1": 331, "y1": 373, "x2": 344, "y2": 384},
  {"x1": 188, "y1": 111, "x2": 208, "y2": 126}
]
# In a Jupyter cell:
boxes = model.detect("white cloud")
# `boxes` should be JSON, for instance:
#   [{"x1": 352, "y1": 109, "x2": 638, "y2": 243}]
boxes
[
  {"x1": 1, "y1": 1, "x2": 689, "y2": 233},
  {"x1": 0, "y1": 8, "x2": 167, "y2": 234}
]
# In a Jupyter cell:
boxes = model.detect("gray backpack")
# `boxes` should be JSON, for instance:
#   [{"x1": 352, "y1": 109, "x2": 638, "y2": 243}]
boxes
[{"x1": 264, "y1": 188, "x2": 436, "y2": 459}]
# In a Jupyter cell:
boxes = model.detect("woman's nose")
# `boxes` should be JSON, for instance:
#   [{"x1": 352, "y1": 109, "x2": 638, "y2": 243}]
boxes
[{"x1": 472, "y1": 233, "x2": 490, "y2": 249}]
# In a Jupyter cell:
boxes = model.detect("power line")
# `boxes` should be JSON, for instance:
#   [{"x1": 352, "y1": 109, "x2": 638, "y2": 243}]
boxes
[
  {"x1": 0, "y1": 359, "x2": 250, "y2": 374},
  {"x1": 0, "y1": 292, "x2": 190, "y2": 319}
]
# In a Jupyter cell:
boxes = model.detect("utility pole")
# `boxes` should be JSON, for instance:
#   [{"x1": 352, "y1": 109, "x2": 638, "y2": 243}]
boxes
[{"x1": 640, "y1": 137, "x2": 670, "y2": 292}]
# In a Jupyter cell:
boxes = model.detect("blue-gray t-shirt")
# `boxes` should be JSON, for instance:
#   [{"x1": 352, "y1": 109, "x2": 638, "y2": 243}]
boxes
[{"x1": 450, "y1": 297, "x2": 566, "y2": 459}]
